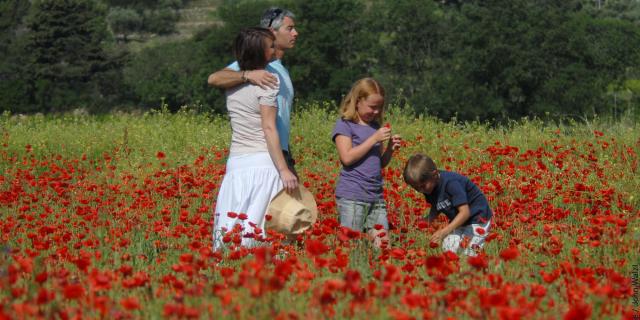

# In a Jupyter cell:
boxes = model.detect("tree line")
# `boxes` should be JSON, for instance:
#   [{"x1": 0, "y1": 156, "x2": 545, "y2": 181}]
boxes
[{"x1": 1, "y1": 0, "x2": 639, "y2": 122}]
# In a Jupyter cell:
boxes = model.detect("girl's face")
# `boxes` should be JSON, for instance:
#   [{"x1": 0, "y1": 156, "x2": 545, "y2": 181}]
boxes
[
  {"x1": 356, "y1": 93, "x2": 384, "y2": 124},
  {"x1": 264, "y1": 38, "x2": 276, "y2": 62}
]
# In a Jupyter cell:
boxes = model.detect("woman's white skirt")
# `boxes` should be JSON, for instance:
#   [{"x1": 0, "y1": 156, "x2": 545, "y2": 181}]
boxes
[{"x1": 213, "y1": 152, "x2": 283, "y2": 250}]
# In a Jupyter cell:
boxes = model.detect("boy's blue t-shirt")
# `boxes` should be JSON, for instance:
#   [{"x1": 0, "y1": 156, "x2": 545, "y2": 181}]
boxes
[
  {"x1": 424, "y1": 171, "x2": 493, "y2": 225},
  {"x1": 227, "y1": 60, "x2": 294, "y2": 151}
]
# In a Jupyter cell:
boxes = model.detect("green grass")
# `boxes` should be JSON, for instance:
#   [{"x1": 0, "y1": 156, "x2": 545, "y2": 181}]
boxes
[{"x1": 0, "y1": 104, "x2": 638, "y2": 319}]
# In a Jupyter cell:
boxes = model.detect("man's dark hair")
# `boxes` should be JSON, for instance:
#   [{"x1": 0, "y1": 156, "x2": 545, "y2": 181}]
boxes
[{"x1": 234, "y1": 27, "x2": 275, "y2": 70}]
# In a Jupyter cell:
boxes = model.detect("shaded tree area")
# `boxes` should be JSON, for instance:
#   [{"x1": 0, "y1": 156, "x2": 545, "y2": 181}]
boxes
[
  {"x1": 285, "y1": 0, "x2": 376, "y2": 102},
  {"x1": 370, "y1": 0, "x2": 640, "y2": 120},
  {"x1": 25, "y1": 0, "x2": 126, "y2": 112},
  {"x1": 1, "y1": 0, "x2": 639, "y2": 121},
  {"x1": 0, "y1": 0, "x2": 32, "y2": 111},
  {"x1": 105, "y1": 0, "x2": 185, "y2": 39},
  {"x1": 1, "y1": 0, "x2": 126, "y2": 113},
  {"x1": 122, "y1": 1, "x2": 262, "y2": 113},
  {"x1": 581, "y1": 0, "x2": 640, "y2": 24}
]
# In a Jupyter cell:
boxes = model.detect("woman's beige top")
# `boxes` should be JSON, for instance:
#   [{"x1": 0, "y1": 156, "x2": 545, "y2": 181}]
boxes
[{"x1": 226, "y1": 76, "x2": 280, "y2": 154}]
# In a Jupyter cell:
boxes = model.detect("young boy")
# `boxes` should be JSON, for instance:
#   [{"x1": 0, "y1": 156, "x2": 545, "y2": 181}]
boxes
[{"x1": 403, "y1": 153, "x2": 493, "y2": 256}]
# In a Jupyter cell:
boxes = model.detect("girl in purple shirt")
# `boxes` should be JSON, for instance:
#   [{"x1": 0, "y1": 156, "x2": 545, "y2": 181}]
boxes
[{"x1": 331, "y1": 78, "x2": 402, "y2": 248}]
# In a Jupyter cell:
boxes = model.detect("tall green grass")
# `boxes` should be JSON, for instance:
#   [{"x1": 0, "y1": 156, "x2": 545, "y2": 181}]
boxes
[{"x1": 2, "y1": 104, "x2": 638, "y2": 200}]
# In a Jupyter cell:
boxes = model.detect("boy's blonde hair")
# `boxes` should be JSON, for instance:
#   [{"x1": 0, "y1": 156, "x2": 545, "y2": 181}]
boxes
[
  {"x1": 403, "y1": 153, "x2": 438, "y2": 187},
  {"x1": 339, "y1": 77, "x2": 385, "y2": 123}
]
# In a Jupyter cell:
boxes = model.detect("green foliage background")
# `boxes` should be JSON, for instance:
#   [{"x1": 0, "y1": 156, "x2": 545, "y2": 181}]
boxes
[{"x1": 1, "y1": 0, "x2": 639, "y2": 121}]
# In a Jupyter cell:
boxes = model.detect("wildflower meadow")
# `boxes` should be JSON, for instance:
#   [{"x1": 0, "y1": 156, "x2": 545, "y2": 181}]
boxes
[{"x1": 0, "y1": 106, "x2": 638, "y2": 319}]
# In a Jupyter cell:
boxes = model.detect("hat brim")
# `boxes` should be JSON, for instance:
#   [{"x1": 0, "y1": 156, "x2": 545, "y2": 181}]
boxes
[{"x1": 267, "y1": 185, "x2": 318, "y2": 227}]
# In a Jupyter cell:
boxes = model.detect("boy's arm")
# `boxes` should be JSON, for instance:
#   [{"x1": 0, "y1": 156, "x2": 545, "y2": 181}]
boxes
[
  {"x1": 427, "y1": 205, "x2": 437, "y2": 222},
  {"x1": 429, "y1": 204, "x2": 470, "y2": 243},
  {"x1": 207, "y1": 68, "x2": 278, "y2": 89}
]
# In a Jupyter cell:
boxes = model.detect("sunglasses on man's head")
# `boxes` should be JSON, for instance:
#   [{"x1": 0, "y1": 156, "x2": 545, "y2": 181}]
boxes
[{"x1": 268, "y1": 9, "x2": 283, "y2": 28}]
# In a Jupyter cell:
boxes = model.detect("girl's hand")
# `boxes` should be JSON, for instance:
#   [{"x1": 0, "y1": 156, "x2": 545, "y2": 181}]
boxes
[
  {"x1": 389, "y1": 134, "x2": 402, "y2": 150},
  {"x1": 279, "y1": 168, "x2": 298, "y2": 193},
  {"x1": 374, "y1": 127, "x2": 392, "y2": 143}
]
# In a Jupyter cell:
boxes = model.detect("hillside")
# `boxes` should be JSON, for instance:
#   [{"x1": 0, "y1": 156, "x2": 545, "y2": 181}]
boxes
[
  {"x1": 127, "y1": 0, "x2": 222, "y2": 51},
  {"x1": 175, "y1": 0, "x2": 222, "y2": 38}
]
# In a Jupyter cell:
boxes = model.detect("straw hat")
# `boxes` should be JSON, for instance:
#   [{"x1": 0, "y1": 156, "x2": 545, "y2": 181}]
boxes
[{"x1": 266, "y1": 185, "x2": 317, "y2": 234}]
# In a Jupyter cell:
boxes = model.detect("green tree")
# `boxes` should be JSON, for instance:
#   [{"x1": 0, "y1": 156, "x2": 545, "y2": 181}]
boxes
[
  {"x1": 368, "y1": 0, "x2": 446, "y2": 109},
  {"x1": 581, "y1": 0, "x2": 640, "y2": 25},
  {"x1": 286, "y1": 0, "x2": 375, "y2": 103},
  {"x1": 142, "y1": 7, "x2": 179, "y2": 35},
  {"x1": 103, "y1": 0, "x2": 183, "y2": 35},
  {"x1": 123, "y1": 0, "x2": 267, "y2": 111},
  {"x1": 25, "y1": 0, "x2": 115, "y2": 112},
  {"x1": 0, "y1": 0, "x2": 32, "y2": 112},
  {"x1": 123, "y1": 40, "x2": 220, "y2": 111},
  {"x1": 107, "y1": 7, "x2": 142, "y2": 42},
  {"x1": 411, "y1": 0, "x2": 638, "y2": 121}
]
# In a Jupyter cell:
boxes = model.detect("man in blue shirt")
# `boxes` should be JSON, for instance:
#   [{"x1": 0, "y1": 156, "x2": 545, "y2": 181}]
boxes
[
  {"x1": 208, "y1": 7, "x2": 299, "y2": 175},
  {"x1": 403, "y1": 153, "x2": 493, "y2": 256}
]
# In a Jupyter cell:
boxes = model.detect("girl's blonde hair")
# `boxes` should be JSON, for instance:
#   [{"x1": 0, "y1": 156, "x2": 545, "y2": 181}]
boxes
[{"x1": 339, "y1": 77, "x2": 385, "y2": 123}]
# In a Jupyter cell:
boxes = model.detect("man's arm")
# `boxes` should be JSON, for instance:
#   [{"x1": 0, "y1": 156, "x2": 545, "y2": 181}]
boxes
[{"x1": 207, "y1": 68, "x2": 278, "y2": 90}]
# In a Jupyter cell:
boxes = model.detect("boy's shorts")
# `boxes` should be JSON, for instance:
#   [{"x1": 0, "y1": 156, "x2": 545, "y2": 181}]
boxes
[
  {"x1": 336, "y1": 197, "x2": 389, "y2": 231},
  {"x1": 442, "y1": 218, "x2": 492, "y2": 256}
]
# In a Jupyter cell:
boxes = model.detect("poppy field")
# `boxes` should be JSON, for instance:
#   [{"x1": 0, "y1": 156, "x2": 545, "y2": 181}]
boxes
[{"x1": 0, "y1": 107, "x2": 638, "y2": 319}]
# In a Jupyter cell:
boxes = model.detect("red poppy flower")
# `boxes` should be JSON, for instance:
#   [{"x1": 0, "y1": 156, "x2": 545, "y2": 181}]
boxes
[
  {"x1": 306, "y1": 239, "x2": 329, "y2": 256},
  {"x1": 390, "y1": 248, "x2": 406, "y2": 260},
  {"x1": 35, "y1": 271, "x2": 48, "y2": 284},
  {"x1": 529, "y1": 284, "x2": 547, "y2": 298},
  {"x1": 120, "y1": 297, "x2": 140, "y2": 310},
  {"x1": 63, "y1": 283, "x2": 84, "y2": 300},
  {"x1": 36, "y1": 288, "x2": 54, "y2": 304},
  {"x1": 499, "y1": 246, "x2": 520, "y2": 261},
  {"x1": 467, "y1": 254, "x2": 488, "y2": 270},
  {"x1": 220, "y1": 267, "x2": 234, "y2": 278},
  {"x1": 564, "y1": 302, "x2": 592, "y2": 320}
]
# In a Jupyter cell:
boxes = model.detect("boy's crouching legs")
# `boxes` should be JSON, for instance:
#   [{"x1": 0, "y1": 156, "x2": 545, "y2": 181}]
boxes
[
  {"x1": 462, "y1": 220, "x2": 491, "y2": 256},
  {"x1": 442, "y1": 232, "x2": 463, "y2": 254},
  {"x1": 443, "y1": 220, "x2": 492, "y2": 257}
]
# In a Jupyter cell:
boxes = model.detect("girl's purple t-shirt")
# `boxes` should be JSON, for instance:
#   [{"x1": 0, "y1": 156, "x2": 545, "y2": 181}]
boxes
[{"x1": 331, "y1": 118, "x2": 383, "y2": 201}]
